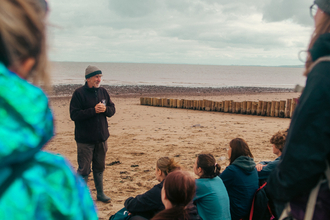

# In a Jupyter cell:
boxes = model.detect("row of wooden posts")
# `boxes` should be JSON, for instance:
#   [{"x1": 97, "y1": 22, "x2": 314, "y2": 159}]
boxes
[{"x1": 140, "y1": 97, "x2": 298, "y2": 118}]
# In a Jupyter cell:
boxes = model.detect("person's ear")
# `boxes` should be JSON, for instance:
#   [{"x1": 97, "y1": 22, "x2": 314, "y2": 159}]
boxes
[
  {"x1": 198, "y1": 167, "x2": 203, "y2": 175},
  {"x1": 10, "y1": 58, "x2": 35, "y2": 79}
]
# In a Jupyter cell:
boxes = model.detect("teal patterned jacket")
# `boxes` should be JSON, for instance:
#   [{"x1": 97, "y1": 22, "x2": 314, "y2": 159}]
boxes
[{"x1": 0, "y1": 63, "x2": 98, "y2": 219}]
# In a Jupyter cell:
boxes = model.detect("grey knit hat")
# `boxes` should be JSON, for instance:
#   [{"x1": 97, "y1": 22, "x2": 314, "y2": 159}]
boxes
[
  {"x1": 85, "y1": 65, "x2": 102, "y2": 79},
  {"x1": 315, "y1": 0, "x2": 330, "y2": 14}
]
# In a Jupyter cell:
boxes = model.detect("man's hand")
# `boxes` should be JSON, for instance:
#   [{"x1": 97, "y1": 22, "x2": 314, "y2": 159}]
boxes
[
  {"x1": 256, "y1": 163, "x2": 266, "y2": 171},
  {"x1": 95, "y1": 102, "x2": 106, "y2": 113}
]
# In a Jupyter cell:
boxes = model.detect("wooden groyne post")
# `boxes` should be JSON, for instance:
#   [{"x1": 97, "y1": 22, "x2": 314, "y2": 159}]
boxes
[{"x1": 140, "y1": 97, "x2": 299, "y2": 119}]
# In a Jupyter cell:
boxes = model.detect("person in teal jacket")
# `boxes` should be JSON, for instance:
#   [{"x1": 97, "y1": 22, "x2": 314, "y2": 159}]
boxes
[
  {"x1": 193, "y1": 154, "x2": 231, "y2": 220},
  {"x1": 0, "y1": 0, "x2": 97, "y2": 219}
]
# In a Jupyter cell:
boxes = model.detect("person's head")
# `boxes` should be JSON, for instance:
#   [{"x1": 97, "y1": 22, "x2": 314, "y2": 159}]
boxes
[
  {"x1": 194, "y1": 154, "x2": 220, "y2": 178},
  {"x1": 228, "y1": 138, "x2": 253, "y2": 165},
  {"x1": 161, "y1": 170, "x2": 195, "y2": 209},
  {"x1": 152, "y1": 170, "x2": 195, "y2": 220},
  {"x1": 304, "y1": 0, "x2": 330, "y2": 76},
  {"x1": 313, "y1": 0, "x2": 330, "y2": 26},
  {"x1": 270, "y1": 130, "x2": 288, "y2": 156},
  {"x1": 155, "y1": 157, "x2": 181, "y2": 182},
  {"x1": 85, "y1": 65, "x2": 102, "y2": 88},
  {"x1": 0, "y1": 0, "x2": 49, "y2": 84}
]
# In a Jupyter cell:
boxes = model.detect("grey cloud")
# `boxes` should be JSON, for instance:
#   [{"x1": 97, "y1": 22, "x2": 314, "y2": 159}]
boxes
[
  {"x1": 262, "y1": 0, "x2": 313, "y2": 26},
  {"x1": 48, "y1": 0, "x2": 313, "y2": 65},
  {"x1": 108, "y1": 0, "x2": 159, "y2": 17}
]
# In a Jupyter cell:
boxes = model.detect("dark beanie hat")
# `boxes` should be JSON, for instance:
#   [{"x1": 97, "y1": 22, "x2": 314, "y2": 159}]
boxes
[
  {"x1": 85, "y1": 65, "x2": 102, "y2": 79},
  {"x1": 315, "y1": 0, "x2": 330, "y2": 15}
]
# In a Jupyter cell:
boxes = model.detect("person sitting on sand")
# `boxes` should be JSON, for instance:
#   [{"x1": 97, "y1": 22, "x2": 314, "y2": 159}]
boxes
[
  {"x1": 256, "y1": 130, "x2": 287, "y2": 185},
  {"x1": 113, "y1": 157, "x2": 181, "y2": 220},
  {"x1": 193, "y1": 154, "x2": 231, "y2": 220},
  {"x1": 151, "y1": 170, "x2": 202, "y2": 220},
  {"x1": 220, "y1": 138, "x2": 259, "y2": 220}
]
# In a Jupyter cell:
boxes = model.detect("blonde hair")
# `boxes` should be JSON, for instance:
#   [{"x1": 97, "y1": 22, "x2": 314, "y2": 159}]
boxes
[
  {"x1": 0, "y1": 0, "x2": 49, "y2": 85},
  {"x1": 304, "y1": 12, "x2": 330, "y2": 76},
  {"x1": 156, "y1": 157, "x2": 181, "y2": 176}
]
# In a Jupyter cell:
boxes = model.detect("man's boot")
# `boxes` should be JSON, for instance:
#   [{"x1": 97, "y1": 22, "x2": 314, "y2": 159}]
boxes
[{"x1": 93, "y1": 172, "x2": 111, "y2": 203}]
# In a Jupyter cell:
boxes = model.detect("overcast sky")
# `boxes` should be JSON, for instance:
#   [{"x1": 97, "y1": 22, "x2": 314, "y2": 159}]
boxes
[{"x1": 47, "y1": 0, "x2": 315, "y2": 66}]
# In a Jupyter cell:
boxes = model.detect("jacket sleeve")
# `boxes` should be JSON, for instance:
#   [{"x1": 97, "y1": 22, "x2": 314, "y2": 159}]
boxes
[
  {"x1": 104, "y1": 92, "x2": 115, "y2": 117},
  {"x1": 124, "y1": 184, "x2": 162, "y2": 213},
  {"x1": 70, "y1": 91, "x2": 96, "y2": 121},
  {"x1": 259, "y1": 161, "x2": 271, "y2": 165},
  {"x1": 266, "y1": 62, "x2": 330, "y2": 202},
  {"x1": 258, "y1": 159, "x2": 279, "y2": 180}
]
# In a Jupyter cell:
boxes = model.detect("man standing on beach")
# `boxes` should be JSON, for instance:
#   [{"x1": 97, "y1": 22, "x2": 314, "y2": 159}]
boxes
[{"x1": 70, "y1": 65, "x2": 115, "y2": 203}]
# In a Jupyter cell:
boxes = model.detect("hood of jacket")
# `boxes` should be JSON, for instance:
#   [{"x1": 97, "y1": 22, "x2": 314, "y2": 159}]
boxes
[
  {"x1": 0, "y1": 62, "x2": 54, "y2": 167},
  {"x1": 309, "y1": 33, "x2": 330, "y2": 61},
  {"x1": 232, "y1": 155, "x2": 256, "y2": 173}
]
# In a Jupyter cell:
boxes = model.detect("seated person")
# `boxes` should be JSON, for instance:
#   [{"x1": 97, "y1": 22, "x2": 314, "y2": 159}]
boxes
[
  {"x1": 220, "y1": 138, "x2": 259, "y2": 220},
  {"x1": 193, "y1": 154, "x2": 231, "y2": 220},
  {"x1": 151, "y1": 170, "x2": 202, "y2": 220},
  {"x1": 122, "y1": 157, "x2": 181, "y2": 219},
  {"x1": 256, "y1": 130, "x2": 287, "y2": 185}
]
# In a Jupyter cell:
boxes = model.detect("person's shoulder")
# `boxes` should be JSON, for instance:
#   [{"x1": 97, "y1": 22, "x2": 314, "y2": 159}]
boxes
[
  {"x1": 144, "y1": 181, "x2": 163, "y2": 194},
  {"x1": 99, "y1": 86, "x2": 110, "y2": 95},
  {"x1": 71, "y1": 85, "x2": 85, "y2": 95},
  {"x1": 153, "y1": 181, "x2": 164, "y2": 190},
  {"x1": 223, "y1": 164, "x2": 238, "y2": 172},
  {"x1": 98, "y1": 86, "x2": 108, "y2": 91},
  {"x1": 309, "y1": 61, "x2": 330, "y2": 82},
  {"x1": 74, "y1": 85, "x2": 85, "y2": 92},
  {"x1": 220, "y1": 164, "x2": 240, "y2": 179},
  {"x1": 211, "y1": 176, "x2": 223, "y2": 183},
  {"x1": 30, "y1": 151, "x2": 97, "y2": 218},
  {"x1": 195, "y1": 178, "x2": 215, "y2": 187},
  {"x1": 71, "y1": 85, "x2": 88, "y2": 99}
]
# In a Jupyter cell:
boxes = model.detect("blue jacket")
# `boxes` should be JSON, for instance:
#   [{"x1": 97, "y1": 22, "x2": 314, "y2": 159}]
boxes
[
  {"x1": 258, "y1": 157, "x2": 281, "y2": 180},
  {"x1": 0, "y1": 63, "x2": 97, "y2": 219},
  {"x1": 220, "y1": 156, "x2": 259, "y2": 220},
  {"x1": 193, "y1": 176, "x2": 231, "y2": 220}
]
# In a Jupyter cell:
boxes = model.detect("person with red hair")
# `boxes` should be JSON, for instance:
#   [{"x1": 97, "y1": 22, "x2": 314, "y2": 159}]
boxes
[{"x1": 151, "y1": 170, "x2": 201, "y2": 220}]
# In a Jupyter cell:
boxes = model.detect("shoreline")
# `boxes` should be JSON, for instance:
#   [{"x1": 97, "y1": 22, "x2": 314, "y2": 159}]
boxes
[{"x1": 50, "y1": 84, "x2": 294, "y2": 98}]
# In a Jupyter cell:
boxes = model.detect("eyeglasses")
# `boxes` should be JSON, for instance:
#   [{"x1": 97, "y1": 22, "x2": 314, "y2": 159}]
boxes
[{"x1": 310, "y1": 3, "x2": 318, "y2": 17}]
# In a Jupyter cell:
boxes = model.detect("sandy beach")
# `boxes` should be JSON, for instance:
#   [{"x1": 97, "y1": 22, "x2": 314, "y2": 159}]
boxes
[{"x1": 46, "y1": 85, "x2": 300, "y2": 219}]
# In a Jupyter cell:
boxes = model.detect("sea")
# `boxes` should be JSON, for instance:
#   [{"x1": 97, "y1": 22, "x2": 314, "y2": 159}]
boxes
[{"x1": 50, "y1": 62, "x2": 306, "y2": 89}]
